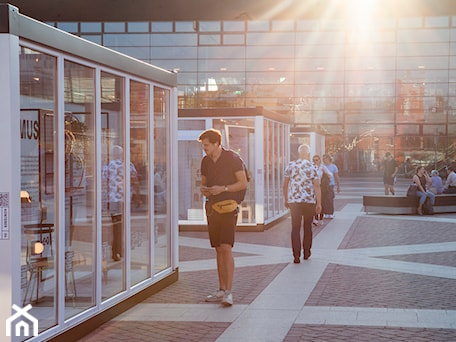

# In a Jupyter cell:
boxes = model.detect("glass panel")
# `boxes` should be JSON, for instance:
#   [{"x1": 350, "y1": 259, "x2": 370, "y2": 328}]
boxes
[
  {"x1": 20, "y1": 48, "x2": 57, "y2": 332},
  {"x1": 57, "y1": 22, "x2": 78, "y2": 32},
  {"x1": 397, "y1": 29, "x2": 449, "y2": 43},
  {"x1": 223, "y1": 21, "x2": 245, "y2": 32},
  {"x1": 295, "y1": 58, "x2": 344, "y2": 71},
  {"x1": 398, "y1": 17, "x2": 422, "y2": 28},
  {"x1": 199, "y1": 21, "x2": 221, "y2": 32},
  {"x1": 246, "y1": 32, "x2": 295, "y2": 45},
  {"x1": 154, "y1": 86, "x2": 171, "y2": 273},
  {"x1": 296, "y1": 20, "x2": 319, "y2": 31},
  {"x1": 104, "y1": 22, "x2": 126, "y2": 33},
  {"x1": 178, "y1": 140, "x2": 204, "y2": 221},
  {"x1": 264, "y1": 120, "x2": 270, "y2": 220},
  {"x1": 199, "y1": 34, "x2": 221, "y2": 45},
  {"x1": 425, "y1": 16, "x2": 449, "y2": 28},
  {"x1": 80, "y1": 22, "x2": 102, "y2": 33},
  {"x1": 63, "y1": 60, "x2": 96, "y2": 318},
  {"x1": 247, "y1": 21, "x2": 269, "y2": 32},
  {"x1": 397, "y1": 43, "x2": 450, "y2": 56},
  {"x1": 175, "y1": 22, "x2": 196, "y2": 32},
  {"x1": 198, "y1": 59, "x2": 245, "y2": 72},
  {"x1": 128, "y1": 22, "x2": 149, "y2": 33},
  {"x1": 397, "y1": 56, "x2": 449, "y2": 70},
  {"x1": 198, "y1": 46, "x2": 245, "y2": 59},
  {"x1": 103, "y1": 34, "x2": 150, "y2": 47},
  {"x1": 150, "y1": 47, "x2": 197, "y2": 59},
  {"x1": 101, "y1": 71, "x2": 125, "y2": 300},
  {"x1": 271, "y1": 20, "x2": 294, "y2": 31},
  {"x1": 223, "y1": 34, "x2": 245, "y2": 45},
  {"x1": 246, "y1": 59, "x2": 295, "y2": 72},
  {"x1": 151, "y1": 22, "x2": 173, "y2": 32},
  {"x1": 151, "y1": 33, "x2": 197, "y2": 46},
  {"x1": 130, "y1": 80, "x2": 151, "y2": 285}
]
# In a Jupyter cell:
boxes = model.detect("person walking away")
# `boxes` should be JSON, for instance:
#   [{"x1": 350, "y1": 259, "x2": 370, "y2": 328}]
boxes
[
  {"x1": 283, "y1": 144, "x2": 321, "y2": 263},
  {"x1": 412, "y1": 166, "x2": 435, "y2": 215},
  {"x1": 429, "y1": 170, "x2": 443, "y2": 195},
  {"x1": 312, "y1": 154, "x2": 330, "y2": 226},
  {"x1": 382, "y1": 152, "x2": 398, "y2": 195},
  {"x1": 322, "y1": 154, "x2": 340, "y2": 219},
  {"x1": 443, "y1": 165, "x2": 456, "y2": 193},
  {"x1": 199, "y1": 128, "x2": 247, "y2": 306}
]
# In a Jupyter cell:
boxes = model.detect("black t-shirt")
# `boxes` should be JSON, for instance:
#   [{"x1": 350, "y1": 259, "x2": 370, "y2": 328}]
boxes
[
  {"x1": 383, "y1": 158, "x2": 398, "y2": 177},
  {"x1": 201, "y1": 148, "x2": 244, "y2": 203}
]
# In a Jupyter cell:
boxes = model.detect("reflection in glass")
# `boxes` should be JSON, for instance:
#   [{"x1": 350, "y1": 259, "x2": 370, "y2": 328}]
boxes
[
  {"x1": 20, "y1": 48, "x2": 57, "y2": 332},
  {"x1": 154, "y1": 86, "x2": 171, "y2": 273},
  {"x1": 63, "y1": 60, "x2": 96, "y2": 318},
  {"x1": 130, "y1": 80, "x2": 151, "y2": 285},
  {"x1": 101, "y1": 72, "x2": 126, "y2": 300}
]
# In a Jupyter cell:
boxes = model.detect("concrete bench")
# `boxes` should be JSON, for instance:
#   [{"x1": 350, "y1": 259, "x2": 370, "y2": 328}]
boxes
[{"x1": 363, "y1": 194, "x2": 456, "y2": 215}]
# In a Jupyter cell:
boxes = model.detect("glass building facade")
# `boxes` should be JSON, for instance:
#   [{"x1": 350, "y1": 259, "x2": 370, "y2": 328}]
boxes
[{"x1": 50, "y1": 15, "x2": 456, "y2": 174}]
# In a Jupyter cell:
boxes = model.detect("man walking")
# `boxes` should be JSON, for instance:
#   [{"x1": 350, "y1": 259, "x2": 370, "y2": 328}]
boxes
[
  {"x1": 382, "y1": 152, "x2": 398, "y2": 195},
  {"x1": 199, "y1": 128, "x2": 247, "y2": 306},
  {"x1": 283, "y1": 144, "x2": 321, "y2": 263},
  {"x1": 322, "y1": 154, "x2": 340, "y2": 218}
]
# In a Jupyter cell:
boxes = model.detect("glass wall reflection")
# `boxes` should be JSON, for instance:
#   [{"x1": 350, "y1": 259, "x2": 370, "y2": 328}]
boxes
[
  {"x1": 154, "y1": 86, "x2": 171, "y2": 273},
  {"x1": 130, "y1": 80, "x2": 151, "y2": 285},
  {"x1": 20, "y1": 48, "x2": 57, "y2": 333},
  {"x1": 101, "y1": 72, "x2": 126, "y2": 300},
  {"x1": 63, "y1": 60, "x2": 96, "y2": 318}
]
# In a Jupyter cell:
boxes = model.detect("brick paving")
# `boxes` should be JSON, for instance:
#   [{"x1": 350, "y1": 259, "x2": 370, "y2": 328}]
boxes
[
  {"x1": 283, "y1": 325, "x2": 456, "y2": 342},
  {"x1": 78, "y1": 184, "x2": 456, "y2": 342}
]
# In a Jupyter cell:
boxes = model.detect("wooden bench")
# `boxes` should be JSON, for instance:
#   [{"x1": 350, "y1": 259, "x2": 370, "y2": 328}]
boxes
[{"x1": 363, "y1": 194, "x2": 456, "y2": 215}]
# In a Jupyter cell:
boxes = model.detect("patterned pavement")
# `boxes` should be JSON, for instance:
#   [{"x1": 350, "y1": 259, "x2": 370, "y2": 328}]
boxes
[{"x1": 80, "y1": 176, "x2": 456, "y2": 342}]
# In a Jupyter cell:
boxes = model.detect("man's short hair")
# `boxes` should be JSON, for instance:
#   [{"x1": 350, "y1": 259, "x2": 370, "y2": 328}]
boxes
[
  {"x1": 198, "y1": 128, "x2": 222, "y2": 145},
  {"x1": 298, "y1": 144, "x2": 310, "y2": 156},
  {"x1": 385, "y1": 152, "x2": 391, "y2": 157}
]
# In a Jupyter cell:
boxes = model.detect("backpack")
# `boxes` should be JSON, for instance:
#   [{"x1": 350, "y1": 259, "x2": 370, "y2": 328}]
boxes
[{"x1": 227, "y1": 150, "x2": 250, "y2": 203}]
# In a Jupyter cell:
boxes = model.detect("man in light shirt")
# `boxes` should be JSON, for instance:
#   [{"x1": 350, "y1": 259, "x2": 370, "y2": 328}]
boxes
[{"x1": 443, "y1": 165, "x2": 456, "y2": 194}]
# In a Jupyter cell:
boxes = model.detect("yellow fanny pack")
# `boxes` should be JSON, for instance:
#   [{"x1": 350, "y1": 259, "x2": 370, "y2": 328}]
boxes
[{"x1": 212, "y1": 199, "x2": 238, "y2": 214}]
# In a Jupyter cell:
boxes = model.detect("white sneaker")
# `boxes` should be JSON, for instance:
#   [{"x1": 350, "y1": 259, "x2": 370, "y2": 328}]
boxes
[
  {"x1": 328, "y1": 214, "x2": 335, "y2": 219},
  {"x1": 205, "y1": 289, "x2": 225, "y2": 302},
  {"x1": 222, "y1": 291, "x2": 233, "y2": 306}
]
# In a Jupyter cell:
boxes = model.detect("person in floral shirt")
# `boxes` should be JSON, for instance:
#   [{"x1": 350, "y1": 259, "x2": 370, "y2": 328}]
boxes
[{"x1": 283, "y1": 144, "x2": 321, "y2": 263}]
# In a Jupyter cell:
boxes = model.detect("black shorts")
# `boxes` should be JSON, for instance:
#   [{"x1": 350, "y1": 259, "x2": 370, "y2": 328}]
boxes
[
  {"x1": 383, "y1": 175, "x2": 394, "y2": 186},
  {"x1": 206, "y1": 202, "x2": 238, "y2": 247}
]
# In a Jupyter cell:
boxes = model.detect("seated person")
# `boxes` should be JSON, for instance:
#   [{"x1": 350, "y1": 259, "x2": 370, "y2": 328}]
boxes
[
  {"x1": 412, "y1": 166, "x2": 435, "y2": 215},
  {"x1": 429, "y1": 170, "x2": 443, "y2": 195},
  {"x1": 443, "y1": 166, "x2": 456, "y2": 194}
]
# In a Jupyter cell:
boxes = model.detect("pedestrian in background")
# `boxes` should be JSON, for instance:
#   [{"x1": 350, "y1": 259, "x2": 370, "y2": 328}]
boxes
[
  {"x1": 199, "y1": 128, "x2": 247, "y2": 306},
  {"x1": 283, "y1": 144, "x2": 321, "y2": 263},
  {"x1": 322, "y1": 154, "x2": 340, "y2": 219},
  {"x1": 429, "y1": 169, "x2": 443, "y2": 195},
  {"x1": 443, "y1": 165, "x2": 456, "y2": 193},
  {"x1": 312, "y1": 154, "x2": 330, "y2": 226},
  {"x1": 382, "y1": 152, "x2": 398, "y2": 195}
]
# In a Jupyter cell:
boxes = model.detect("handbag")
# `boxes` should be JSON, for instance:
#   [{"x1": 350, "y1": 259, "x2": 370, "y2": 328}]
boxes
[
  {"x1": 212, "y1": 199, "x2": 238, "y2": 214},
  {"x1": 406, "y1": 183, "x2": 417, "y2": 196}
]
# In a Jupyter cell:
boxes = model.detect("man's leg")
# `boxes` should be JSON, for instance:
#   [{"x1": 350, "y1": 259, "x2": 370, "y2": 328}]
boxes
[
  {"x1": 303, "y1": 204, "x2": 314, "y2": 260},
  {"x1": 384, "y1": 183, "x2": 389, "y2": 195},
  {"x1": 216, "y1": 244, "x2": 234, "y2": 291},
  {"x1": 289, "y1": 203, "x2": 303, "y2": 261}
]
